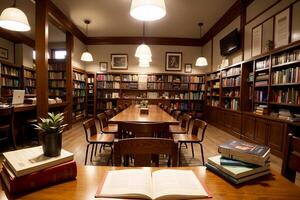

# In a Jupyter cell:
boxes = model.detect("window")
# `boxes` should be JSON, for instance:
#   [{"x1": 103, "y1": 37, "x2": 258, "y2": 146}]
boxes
[
  {"x1": 54, "y1": 50, "x2": 67, "y2": 59},
  {"x1": 33, "y1": 50, "x2": 36, "y2": 60}
]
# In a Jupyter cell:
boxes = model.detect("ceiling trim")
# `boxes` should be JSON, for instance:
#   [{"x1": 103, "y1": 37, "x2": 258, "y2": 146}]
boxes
[
  {"x1": 0, "y1": 27, "x2": 35, "y2": 48},
  {"x1": 86, "y1": 36, "x2": 201, "y2": 46}
]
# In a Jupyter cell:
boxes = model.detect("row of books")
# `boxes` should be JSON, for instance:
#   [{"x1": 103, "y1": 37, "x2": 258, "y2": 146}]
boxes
[
  {"x1": 222, "y1": 77, "x2": 240, "y2": 87},
  {"x1": 121, "y1": 74, "x2": 139, "y2": 82},
  {"x1": 49, "y1": 80, "x2": 65, "y2": 88},
  {"x1": 206, "y1": 140, "x2": 270, "y2": 184},
  {"x1": 49, "y1": 72, "x2": 65, "y2": 79},
  {"x1": 255, "y1": 57, "x2": 270, "y2": 70},
  {"x1": 49, "y1": 89, "x2": 66, "y2": 97},
  {"x1": 121, "y1": 82, "x2": 138, "y2": 89},
  {"x1": 224, "y1": 99, "x2": 239, "y2": 110},
  {"x1": 73, "y1": 103, "x2": 85, "y2": 111},
  {"x1": 97, "y1": 92, "x2": 120, "y2": 99},
  {"x1": 1, "y1": 77, "x2": 20, "y2": 87},
  {"x1": 272, "y1": 67, "x2": 300, "y2": 84},
  {"x1": 73, "y1": 97, "x2": 85, "y2": 103},
  {"x1": 272, "y1": 88, "x2": 300, "y2": 104},
  {"x1": 97, "y1": 74, "x2": 121, "y2": 81},
  {"x1": 272, "y1": 49, "x2": 300, "y2": 65},
  {"x1": 190, "y1": 76, "x2": 205, "y2": 83},
  {"x1": 190, "y1": 92, "x2": 204, "y2": 100},
  {"x1": 96, "y1": 101, "x2": 114, "y2": 109},
  {"x1": 74, "y1": 82, "x2": 85, "y2": 89},
  {"x1": 1, "y1": 66, "x2": 20, "y2": 77},
  {"x1": 73, "y1": 90, "x2": 86, "y2": 97},
  {"x1": 255, "y1": 90, "x2": 268, "y2": 102},
  {"x1": 73, "y1": 72, "x2": 85, "y2": 81},
  {"x1": 97, "y1": 82, "x2": 119, "y2": 89},
  {"x1": 254, "y1": 105, "x2": 268, "y2": 115},
  {"x1": 1, "y1": 146, "x2": 76, "y2": 195},
  {"x1": 189, "y1": 83, "x2": 205, "y2": 91},
  {"x1": 221, "y1": 67, "x2": 240, "y2": 77},
  {"x1": 87, "y1": 77, "x2": 94, "y2": 83},
  {"x1": 24, "y1": 79, "x2": 36, "y2": 87},
  {"x1": 48, "y1": 62, "x2": 66, "y2": 71},
  {"x1": 223, "y1": 90, "x2": 240, "y2": 98},
  {"x1": 24, "y1": 70, "x2": 35, "y2": 79},
  {"x1": 208, "y1": 72, "x2": 220, "y2": 80},
  {"x1": 25, "y1": 88, "x2": 36, "y2": 95}
]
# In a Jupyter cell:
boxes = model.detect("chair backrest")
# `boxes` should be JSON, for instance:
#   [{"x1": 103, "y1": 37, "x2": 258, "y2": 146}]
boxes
[
  {"x1": 104, "y1": 109, "x2": 114, "y2": 119},
  {"x1": 180, "y1": 113, "x2": 192, "y2": 131},
  {"x1": 172, "y1": 110, "x2": 181, "y2": 120},
  {"x1": 114, "y1": 107, "x2": 120, "y2": 114},
  {"x1": 118, "y1": 122, "x2": 169, "y2": 138},
  {"x1": 191, "y1": 119, "x2": 207, "y2": 142},
  {"x1": 97, "y1": 113, "x2": 108, "y2": 131},
  {"x1": 0, "y1": 106, "x2": 14, "y2": 127},
  {"x1": 83, "y1": 118, "x2": 98, "y2": 143},
  {"x1": 167, "y1": 107, "x2": 174, "y2": 115},
  {"x1": 282, "y1": 133, "x2": 300, "y2": 183},
  {"x1": 114, "y1": 137, "x2": 178, "y2": 167}
]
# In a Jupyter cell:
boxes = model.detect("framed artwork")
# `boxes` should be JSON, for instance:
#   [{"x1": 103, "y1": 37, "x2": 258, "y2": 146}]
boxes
[
  {"x1": 111, "y1": 54, "x2": 128, "y2": 70},
  {"x1": 165, "y1": 52, "x2": 182, "y2": 71},
  {"x1": 184, "y1": 63, "x2": 192, "y2": 73},
  {"x1": 0, "y1": 47, "x2": 8, "y2": 60},
  {"x1": 251, "y1": 24, "x2": 262, "y2": 57},
  {"x1": 274, "y1": 8, "x2": 290, "y2": 48},
  {"x1": 99, "y1": 62, "x2": 108, "y2": 72}
]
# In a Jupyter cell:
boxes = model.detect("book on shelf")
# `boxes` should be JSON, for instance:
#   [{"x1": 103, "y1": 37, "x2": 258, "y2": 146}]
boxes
[
  {"x1": 2, "y1": 146, "x2": 74, "y2": 177},
  {"x1": 95, "y1": 169, "x2": 210, "y2": 200},
  {"x1": 1, "y1": 160, "x2": 77, "y2": 195},
  {"x1": 218, "y1": 140, "x2": 270, "y2": 166},
  {"x1": 272, "y1": 67, "x2": 300, "y2": 84},
  {"x1": 205, "y1": 162, "x2": 270, "y2": 185}
]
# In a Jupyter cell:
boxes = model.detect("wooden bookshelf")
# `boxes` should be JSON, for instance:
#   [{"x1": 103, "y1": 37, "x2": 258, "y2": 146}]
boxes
[
  {"x1": 48, "y1": 59, "x2": 66, "y2": 102},
  {"x1": 72, "y1": 68, "x2": 86, "y2": 122},
  {"x1": 86, "y1": 72, "x2": 96, "y2": 117},
  {"x1": 22, "y1": 66, "x2": 36, "y2": 96},
  {"x1": 205, "y1": 71, "x2": 220, "y2": 107}
]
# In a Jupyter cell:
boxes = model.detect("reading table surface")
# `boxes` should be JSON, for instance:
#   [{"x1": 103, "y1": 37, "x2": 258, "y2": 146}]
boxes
[
  {"x1": 1, "y1": 166, "x2": 300, "y2": 199},
  {"x1": 109, "y1": 105, "x2": 179, "y2": 125}
]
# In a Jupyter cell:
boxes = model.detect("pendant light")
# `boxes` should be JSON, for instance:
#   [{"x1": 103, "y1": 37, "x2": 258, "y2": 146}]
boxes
[
  {"x1": 81, "y1": 19, "x2": 93, "y2": 62},
  {"x1": 0, "y1": 0, "x2": 30, "y2": 32},
  {"x1": 135, "y1": 22, "x2": 152, "y2": 67},
  {"x1": 195, "y1": 23, "x2": 208, "y2": 67},
  {"x1": 130, "y1": 0, "x2": 166, "y2": 21}
]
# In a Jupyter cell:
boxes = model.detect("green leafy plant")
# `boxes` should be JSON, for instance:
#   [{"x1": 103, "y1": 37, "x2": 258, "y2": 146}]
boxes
[{"x1": 33, "y1": 112, "x2": 67, "y2": 134}]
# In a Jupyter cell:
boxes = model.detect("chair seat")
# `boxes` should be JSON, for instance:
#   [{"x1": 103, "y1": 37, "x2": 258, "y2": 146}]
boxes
[
  {"x1": 169, "y1": 125, "x2": 187, "y2": 134},
  {"x1": 89, "y1": 133, "x2": 114, "y2": 143},
  {"x1": 173, "y1": 134, "x2": 200, "y2": 143},
  {"x1": 102, "y1": 124, "x2": 118, "y2": 133}
]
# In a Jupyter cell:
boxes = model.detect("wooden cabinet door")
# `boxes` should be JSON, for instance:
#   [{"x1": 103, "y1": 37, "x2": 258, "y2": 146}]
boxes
[
  {"x1": 231, "y1": 113, "x2": 241, "y2": 133},
  {"x1": 211, "y1": 108, "x2": 217, "y2": 124},
  {"x1": 242, "y1": 115, "x2": 255, "y2": 140},
  {"x1": 268, "y1": 120, "x2": 284, "y2": 153},
  {"x1": 224, "y1": 111, "x2": 232, "y2": 129},
  {"x1": 216, "y1": 109, "x2": 224, "y2": 127},
  {"x1": 255, "y1": 118, "x2": 268, "y2": 145}
]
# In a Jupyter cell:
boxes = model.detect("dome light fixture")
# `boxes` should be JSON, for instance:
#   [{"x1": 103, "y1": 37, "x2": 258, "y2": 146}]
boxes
[
  {"x1": 195, "y1": 22, "x2": 208, "y2": 67},
  {"x1": 0, "y1": 0, "x2": 30, "y2": 32},
  {"x1": 135, "y1": 22, "x2": 152, "y2": 67},
  {"x1": 81, "y1": 19, "x2": 93, "y2": 62},
  {"x1": 130, "y1": 0, "x2": 166, "y2": 21}
]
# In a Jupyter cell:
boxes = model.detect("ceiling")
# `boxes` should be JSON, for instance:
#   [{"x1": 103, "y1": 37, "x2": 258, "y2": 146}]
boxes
[{"x1": 0, "y1": 0, "x2": 236, "y2": 41}]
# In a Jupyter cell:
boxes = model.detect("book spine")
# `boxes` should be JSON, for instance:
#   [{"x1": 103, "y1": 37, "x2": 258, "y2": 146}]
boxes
[
  {"x1": 1, "y1": 160, "x2": 77, "y2": 195},
  {"x1": 205, "y1": 163, "x2": 238, "y2": 184}
]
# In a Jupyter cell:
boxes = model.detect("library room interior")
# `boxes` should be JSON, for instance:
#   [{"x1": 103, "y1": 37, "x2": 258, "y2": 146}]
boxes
[{"x1": 0, "y1": 0, "x2": 300, "y2": 199}]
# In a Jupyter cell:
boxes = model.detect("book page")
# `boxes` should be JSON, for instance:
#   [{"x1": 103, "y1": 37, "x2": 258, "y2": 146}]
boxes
[
  {"x1": 97, "y1": 169, "x2": 152, "y2": 199},
  {"x1": 152, "y1": 170, "x2": 208, "y2": 200}
]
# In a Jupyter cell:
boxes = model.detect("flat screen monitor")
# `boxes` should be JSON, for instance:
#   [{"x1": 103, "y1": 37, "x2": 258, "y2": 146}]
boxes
[{"x1": 220, "y1": 29, "x2": 240, "y2": 56}]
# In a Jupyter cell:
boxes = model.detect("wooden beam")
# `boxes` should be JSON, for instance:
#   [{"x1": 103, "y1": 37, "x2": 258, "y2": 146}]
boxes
[
  {"x1": 36, "y1": 0, "x2": 49, "y2": 118},
  {"x1": 0, "y1": 28, "x2": 35, "y2": 48},
  {"x1": 87, "y1": 36, "x2": 201, "y2": 46},
  {"x1": 65, "y1": 31, "x2": 73, "y2": 128}
]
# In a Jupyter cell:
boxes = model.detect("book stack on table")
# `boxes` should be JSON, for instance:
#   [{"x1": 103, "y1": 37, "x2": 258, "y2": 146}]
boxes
[
  {"x1": 206, "y1": 140, "x2": 271, "y2": 184},
  {"x1": 0, "y1": 146, "x2": 77, "y2": 195}
]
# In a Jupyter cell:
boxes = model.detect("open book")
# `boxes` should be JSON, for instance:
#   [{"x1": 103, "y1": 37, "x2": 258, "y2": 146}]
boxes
[{"x1": 95, "y1": 169, "x2": 210, "y2": 200}]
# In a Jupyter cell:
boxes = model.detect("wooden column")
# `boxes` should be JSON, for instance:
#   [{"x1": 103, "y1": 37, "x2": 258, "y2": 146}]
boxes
[
  {"x1": 65, "y1": 31, "x2": 73, "y2": 128},
  {"x1": 35, "y1": 0, "x2": 49, "y2": 118}
]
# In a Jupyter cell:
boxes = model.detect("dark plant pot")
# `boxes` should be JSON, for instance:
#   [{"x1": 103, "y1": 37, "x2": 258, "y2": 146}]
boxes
[{"x1": 42, "y1": 132, "x2": 62, "y2": 157}]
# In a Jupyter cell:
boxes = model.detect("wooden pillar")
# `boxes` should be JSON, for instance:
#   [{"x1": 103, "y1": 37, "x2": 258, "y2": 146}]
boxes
[
  {"x1": 65, "y1": 31, "x2": 73, "y2": 127},
  {"x1": 35, "y1": 0, "x2": 49, "y2": 118}
]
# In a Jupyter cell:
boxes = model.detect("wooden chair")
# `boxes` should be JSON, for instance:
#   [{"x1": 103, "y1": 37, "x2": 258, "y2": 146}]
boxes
[
  {"x1": 172, "y1": 110, "x2": 181, "y2": 120},
  {"x1": 104, "y1": 109, "x2": 115, "y2": 119},
  {"x1": 173, "y1": 119, "x2": 207, "y2": 165},
  {"x1": 114, "y1": 107, "x2": 120, "y2": 114},
  {"x1": 83, "y1": 118, "x2": 114, "y2": 165},
  {"x1": 0, "y1": 106, "x2": 16, "y2": 149},
  {"x1": 118, "y1": 122, "x2": 169, "y2": 138},
  {"x1": 97, "y1": 113, "x2": 118, "y2": 134},
  {"x1": 169, "y1": 113, "x2": 192, "y2": 134},
  {"x1": 114, "y1": 137, "x2": 178, "y2": 167},
  {"x1": 282, "y1": 133, "x2": 300, "y2": 183}
]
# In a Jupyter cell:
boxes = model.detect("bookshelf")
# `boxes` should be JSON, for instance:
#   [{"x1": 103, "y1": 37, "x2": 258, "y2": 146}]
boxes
[
  {"x1": 0, "y1": 60, "x2": 22, "y2": 98},
  {"x1": 48, "y1": 59, "x2": 67, "y2": 102},
  {"x1": 23, "y1": 66, "x2": 36, "y2": 96},
  {"x1": 86, "y1": 72, "x2": 95, "y2": 117},
  {"x1": 72, "y1": 68, "x2": 86, "y2": 121},
  {"x1": 205, "y1": 71, "x2": 220, "y2": 107}
]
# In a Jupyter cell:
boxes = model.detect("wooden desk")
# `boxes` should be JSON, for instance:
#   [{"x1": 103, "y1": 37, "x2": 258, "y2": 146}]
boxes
[
  {"x1": 1, "y1": 166, "x2": 300, "y2": 199},
  {"x1": 109, "y1": 105, "x2": 179, "y2": 125}
]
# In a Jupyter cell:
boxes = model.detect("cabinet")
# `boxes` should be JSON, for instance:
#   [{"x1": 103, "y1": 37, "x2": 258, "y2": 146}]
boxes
[
  {"x1": 268, "y1": 120, "x2": 285, "y2": 154},
  {"x1": 242, "y1": 114, "x2": 255, "y2": 140},
  {"x1": 231, "y1": 113, "x2": 241, "y2": 133},
  {"x1": 254, "y1": 118, "x2": 268, "y2": 145}
]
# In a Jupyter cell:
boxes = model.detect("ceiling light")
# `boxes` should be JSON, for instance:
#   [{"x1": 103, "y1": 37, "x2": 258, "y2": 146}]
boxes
[
  {"x1": 0, "y1": 0, "x2": 30, "y2": 32},
  {"x1": 130, "y1": 0, "x2": 166, "y2": 21},
  {"x1": 81, "y1": 19, "x2": 93, "y2": 62},
  {"x1": 195, "y1": 22, "x2": 208, "y2": 67},
  {"x1": 139, "y1": 61, "x2": 150, "y2": 68},
  {"x1": 135, "y1": 44, "x2": 152, "y2": 58}
]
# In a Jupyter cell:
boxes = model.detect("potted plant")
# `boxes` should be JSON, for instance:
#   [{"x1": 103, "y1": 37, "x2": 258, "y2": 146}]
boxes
[{"x1": 34, "y1": 112, "x2": 67, "y2": 157}]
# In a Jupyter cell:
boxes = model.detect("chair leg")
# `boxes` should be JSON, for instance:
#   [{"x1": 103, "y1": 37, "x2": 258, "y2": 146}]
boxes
[
  {"x1": 85, "y1": 144, "x2": 90, "y2": 165},
  {"x1": 95, "y1": 144, "x2": 98, "y2": 156},
  {"x1": 107, "y1": 145, "x2": 113, "y2": 166},
  {"x1": 179, "y1": 142, "x2": 182, "y2": 166},
  {"x1": 199, "y1": 143, "x2": 204, "y2": 166},
  {"x1": 90, "y1": 144, "x2": 95, "y2": 163},
  {"x1": 191, "y1": 143, "x2": 194, "y2": 158}
]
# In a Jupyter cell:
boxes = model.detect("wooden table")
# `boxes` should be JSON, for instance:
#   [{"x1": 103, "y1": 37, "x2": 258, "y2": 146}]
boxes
[
  {"x1": 109, "y1": 105, "x2": 179, "y2": 125},
  {"x1": 1, "y1": 166, "x2": 300, "y2": 199}
]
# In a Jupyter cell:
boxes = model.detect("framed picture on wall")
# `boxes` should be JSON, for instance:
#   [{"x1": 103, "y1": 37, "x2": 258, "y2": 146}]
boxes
[
  {"x1": 274, "y1": 8, "x2": 290, "y2": 48},
  {"x1": 0, "y1": 47, "x2": 8, "y2": 60},
  {"x1": 184, "y1": 63, "x2": 192, "y2": 73},
  {"x1": 111, "y1": 54, "x2": 128, "y2": 70},
  {"x1": 251, "y1": 24, "x2": 262, "y2": 57},
  {"x1": 165, "y1": 52, "x2": 182, "y2": 71},
  {"x1": 99, "y1": 62, "x2": 108, "y2": 72}
]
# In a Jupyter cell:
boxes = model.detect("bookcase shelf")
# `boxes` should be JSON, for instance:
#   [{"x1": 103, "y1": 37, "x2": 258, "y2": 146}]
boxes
[
  {"x1": 48, "y1": 59, "x2": 66, "y2": 103},
  {"x1": 72, "y1": 68, "x2": 87, "y2": 121}
]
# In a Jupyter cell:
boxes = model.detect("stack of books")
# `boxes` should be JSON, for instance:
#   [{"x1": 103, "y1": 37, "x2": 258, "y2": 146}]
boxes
[
  {"x1": 0, "y1": 146, "x2": 77, "y2": 195},
  {"x1": 278, "y1": 109, "x2": 293, "y2": 120},
  {"x1": 255, "y1": 105, "x2": 268, "y2": 115},
  {"x1": 206, "y1": 140, "x2": 271, "y2": 184}
]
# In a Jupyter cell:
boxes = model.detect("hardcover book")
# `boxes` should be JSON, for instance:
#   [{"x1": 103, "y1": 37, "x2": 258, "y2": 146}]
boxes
[{"x1": 95, "y1": 169, "x2": 210, "y2": 200}]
